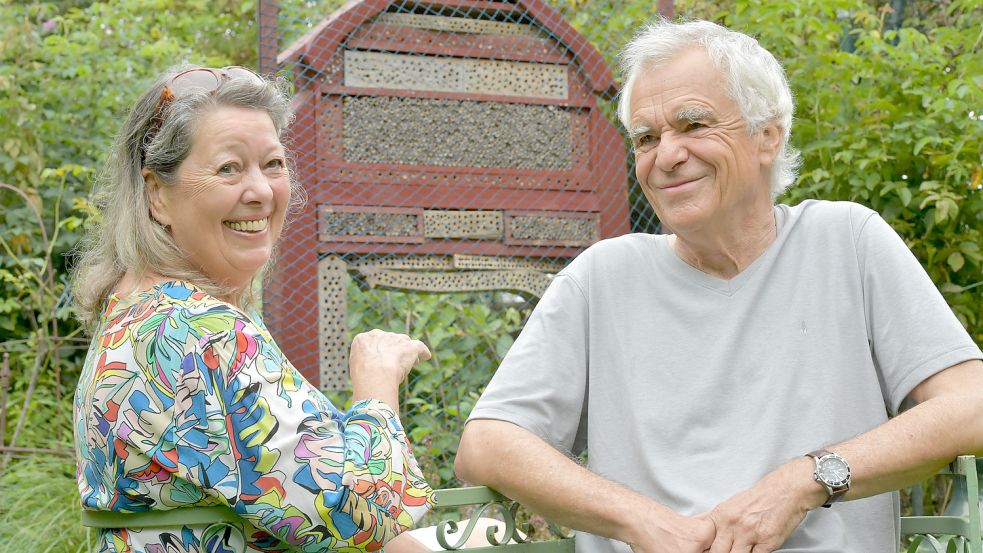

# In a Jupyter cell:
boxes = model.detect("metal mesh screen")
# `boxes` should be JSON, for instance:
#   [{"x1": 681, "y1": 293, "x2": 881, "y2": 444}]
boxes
[{"x1": 259, "y1": 0, "x2": 662, "y2": 486}]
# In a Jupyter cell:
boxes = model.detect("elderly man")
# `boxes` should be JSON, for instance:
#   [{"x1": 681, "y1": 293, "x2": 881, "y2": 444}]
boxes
[{"x1": 454, "y1": 18, "x2": 983, "y2": 553}]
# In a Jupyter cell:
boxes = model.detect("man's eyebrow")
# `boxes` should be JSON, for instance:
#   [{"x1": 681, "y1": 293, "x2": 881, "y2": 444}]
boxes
[
  {"x1": 675, "y1": 106, "x2": 713, "y2": 122},
  {"x1": 627, "y1": 124, "x2": 653, "y2": 140}
]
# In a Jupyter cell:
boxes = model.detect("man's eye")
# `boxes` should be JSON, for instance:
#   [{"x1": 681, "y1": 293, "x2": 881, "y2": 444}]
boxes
[
  {"x1": 637, "y1": 135, "x2": 658, "y2": 147},
  {"x1": 218, "y1": 163, "x2": 238, "y2": 174},
  {"x1": 686, "y1": 121, "x2": 705, "y2": 131}
]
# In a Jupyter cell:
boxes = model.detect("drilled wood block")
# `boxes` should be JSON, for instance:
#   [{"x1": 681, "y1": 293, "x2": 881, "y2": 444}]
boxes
[
  {"x1": 373, "y1": 12, "x2": 544, "y2": 37},
  {"x1": 452, "y1": 254, "x2": 567, "y2": 272},
  {"x1": 318, "y1": 206, "x2": 424, "y2": 243},
  {"x1": 344, "y1": 50, "x2": 568, "y2": 99},
  {"x1": 358, "y1": 267, "x2": 552, "y2": 298},
  {"x1": 342, "y1": 96, "x2": 573, "y2": 169},
  {"x1": 423, "y1": 210, "x2": 503, "y2": 239},
  {"x1": 318, "y1": 255, "x2": 349, "y2": 391},
  {"x1": 348, "y1": 255, "x2": 455, "y2": 271},
  {"x1": 506, "y1": 213, "x2": 599, "y2": 246}
]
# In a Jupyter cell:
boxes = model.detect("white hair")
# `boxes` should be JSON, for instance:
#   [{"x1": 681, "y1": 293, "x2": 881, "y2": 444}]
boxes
[
  {"x1": 71, "y1": 67, "x2": 300, "y2": 328},
  {"x1": 617, "y1": 18, "x2": 802, "y2": 197}
]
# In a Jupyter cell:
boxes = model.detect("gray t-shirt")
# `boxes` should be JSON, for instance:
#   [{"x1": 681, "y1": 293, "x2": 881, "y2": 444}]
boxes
[{"x1": 468, "y1": 200, "x2": 982, "y2": 552}]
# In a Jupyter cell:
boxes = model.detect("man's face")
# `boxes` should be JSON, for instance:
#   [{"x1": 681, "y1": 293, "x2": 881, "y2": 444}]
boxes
[{"x1": 628, "y1": 47, "x2": 780, "y2": 237}]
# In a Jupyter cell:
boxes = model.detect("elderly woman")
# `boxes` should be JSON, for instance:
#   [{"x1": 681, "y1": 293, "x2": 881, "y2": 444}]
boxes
[{"x1": 72, "y1": 66, "x2": 435, "y2": 552}]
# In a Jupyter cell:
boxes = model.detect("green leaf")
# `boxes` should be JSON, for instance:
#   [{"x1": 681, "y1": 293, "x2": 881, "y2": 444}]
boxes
[
  {"x1": 898, "y1": 187, "x2": 912, "y2": 207},
  {"x1": 947, "y1": 252, "x2": 965, "y2": 272},
  {"x1": 913, "y1": 136, "x2": 938, "y2": 155},
  {"x1": 940, "y1": 282, "x2": 965, "y2": 294},
  {"x1": 495, "y1": 334, "x2": 515, "y2": 359}
]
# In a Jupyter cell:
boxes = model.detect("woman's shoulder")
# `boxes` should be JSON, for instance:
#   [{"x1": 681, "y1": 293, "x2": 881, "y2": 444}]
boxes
[{"x1": 102, "y1": 280, "x2": 266, "y2": 346}]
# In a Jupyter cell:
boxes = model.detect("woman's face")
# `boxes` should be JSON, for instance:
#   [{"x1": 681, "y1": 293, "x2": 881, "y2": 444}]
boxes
[{"x1": 147, "y1": 106, "x2": 290, "y2": 292}]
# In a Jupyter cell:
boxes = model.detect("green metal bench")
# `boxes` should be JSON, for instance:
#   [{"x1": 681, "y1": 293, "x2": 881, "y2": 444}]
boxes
[
  {"x1": 434, "y1": 456, "x2": 982, "y2": 553},
  {"x1": 429, "y1": 486, "x2": 573, "y2": 552},
  {"x1": 81, "y1": 456, "x2": 981, "y2": 552},
  {"x1": 901, "y1": 455, "x2": 982, "y2": 553}
]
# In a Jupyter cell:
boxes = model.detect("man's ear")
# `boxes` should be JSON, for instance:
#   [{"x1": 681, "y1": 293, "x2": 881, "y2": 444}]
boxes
[
  {"x1": 759, "y1": 123, "x2": 783, "y2": 166},
  {"x1": 143, "y1": 168, "x2": 171, "y2": 228}
]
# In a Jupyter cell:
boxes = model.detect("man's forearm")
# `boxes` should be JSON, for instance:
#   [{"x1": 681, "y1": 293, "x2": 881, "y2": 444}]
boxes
[
  {"x1": 455, "y1": 419, "x2": 654, "y2": 543},
  {"x1": 455, "y1": 418, "x2": 725, "y2": 553},
  {"x1": 831, "y1": 363, "x2": 983, "y2": 501}
]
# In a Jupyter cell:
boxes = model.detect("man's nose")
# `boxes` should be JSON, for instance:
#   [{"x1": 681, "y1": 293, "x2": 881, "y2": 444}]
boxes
[{"x1": 653, "y1": 132, "x2": 688, "y2": 173}]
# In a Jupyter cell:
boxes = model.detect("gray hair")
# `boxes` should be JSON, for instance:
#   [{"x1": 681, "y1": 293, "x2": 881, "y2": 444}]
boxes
[
  {"x1": 71, "y1": 66, "x2": 300, "y2": 328},
  {"x1": 617, "y1": 18, "x2": 802, "y2": 197}
]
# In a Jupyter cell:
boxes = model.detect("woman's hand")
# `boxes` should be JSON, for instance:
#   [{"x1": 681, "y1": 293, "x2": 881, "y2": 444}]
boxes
[{"x1": 350, "y1": 329, "x2": 431, "y2": 413}]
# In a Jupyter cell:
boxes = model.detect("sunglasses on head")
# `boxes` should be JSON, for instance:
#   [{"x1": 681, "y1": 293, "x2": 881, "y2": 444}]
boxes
[{"x1": 142, "y1": 66, "x2": 264, "y2": 159}]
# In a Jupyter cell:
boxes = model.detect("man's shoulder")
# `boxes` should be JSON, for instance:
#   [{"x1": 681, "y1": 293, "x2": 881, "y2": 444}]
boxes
[
  {"x1": 789, "y1": 199, "x2": 875, "y2": 222},
  {"x1": 786, "y1": 199, "x2": 878, "y2": 240},
  {"x1": 577, "y1": 232, "x2": 663, "y2": 261}
]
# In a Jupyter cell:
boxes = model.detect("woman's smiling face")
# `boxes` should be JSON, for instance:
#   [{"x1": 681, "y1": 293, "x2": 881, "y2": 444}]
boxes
[{"x1": 147, "y1": 105, "x2": 290, "y2": 291}]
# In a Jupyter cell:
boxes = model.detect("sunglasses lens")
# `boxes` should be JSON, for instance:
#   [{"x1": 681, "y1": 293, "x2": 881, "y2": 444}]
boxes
[{"x1": 170, "y1": 69, "x2": 222, "y2": 95}]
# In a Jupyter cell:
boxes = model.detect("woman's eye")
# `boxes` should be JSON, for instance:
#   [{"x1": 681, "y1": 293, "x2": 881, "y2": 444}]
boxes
[
  {"x1": 218, "y1": 163, "x2": 238, "y2": 174},
  {"x1": 266, "y1": 158, "x2": 285, "y2": 170}
]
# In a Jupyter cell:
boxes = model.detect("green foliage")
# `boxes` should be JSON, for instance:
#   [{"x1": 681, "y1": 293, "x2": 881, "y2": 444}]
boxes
[
  {"x1": 721, "y1": 0, "x2": 983, "y2": 340},
  {"x1": 0, "y1": 2, "x2": 259, "y2": 551},
  {"x1": 0, "y1": 454, "x2": 94, "y2": 552},
  {"x1": 343, "y1": 280, "x2": 531, "y2": 487}
]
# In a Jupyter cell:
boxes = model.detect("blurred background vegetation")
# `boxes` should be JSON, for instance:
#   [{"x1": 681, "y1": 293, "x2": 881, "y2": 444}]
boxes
[{"x1": 0, "y1": 0, "x2": 980, "y2": 550}]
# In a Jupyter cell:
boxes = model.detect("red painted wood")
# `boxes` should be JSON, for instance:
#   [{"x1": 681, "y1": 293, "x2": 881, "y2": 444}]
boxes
[
  {"x1": 321, "y1": 85, "x2": 595, "y2": 108},
  {"x1": 264, "y1": 91, "x2": 320, "y2": 382},
  {"x1": 278, "y1": 0, "x2": 619, "y2": 99},
  {"x1": 258, "y1": 0, "x2": 279, "y2": 75},
  {"x1": 659, "y1": 0, "x2": 675, "y2": 19},
  {"x1": 311, "y1": 166, "x2": 594, "y2": 193},
  {"x1": 403, "y1": 0, "x2": 519, "y2": 11},
  {"x1": 346, "y1": 24, "x2": 573, "y2": 64},
  {"x1": 317, "y1": 241, "x2": 588, "y2": 258},
  {"x1": 309, "y1": 182, "x2": 601, "y2": 211},
  {"x1": 591, "y1": 108, "x2": 632, "y2": 237}
]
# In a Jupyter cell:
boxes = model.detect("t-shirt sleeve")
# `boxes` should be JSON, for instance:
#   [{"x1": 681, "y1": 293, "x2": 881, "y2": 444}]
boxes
[
  {"x1": 467, "y1": 272, "x2": 590, "y2": 455},
  {"x1": 171, "y1": 308, "x2": 434, "y2": 551},
  {"x1": 854, "y1": 209, "x2": 982, "y2": 414}
]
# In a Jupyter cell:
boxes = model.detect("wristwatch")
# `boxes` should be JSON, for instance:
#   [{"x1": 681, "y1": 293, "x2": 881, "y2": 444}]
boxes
[{"x1": 806, "y1": 449, "x2": 851, "y2": 508}]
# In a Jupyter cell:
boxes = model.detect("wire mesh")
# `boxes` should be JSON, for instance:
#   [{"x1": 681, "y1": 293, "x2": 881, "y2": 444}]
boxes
[{"x1": 259, "y1": 0, "x2": 663, "y2": 486}]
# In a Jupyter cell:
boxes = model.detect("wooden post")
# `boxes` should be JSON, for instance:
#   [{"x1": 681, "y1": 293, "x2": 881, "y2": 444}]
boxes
[
  {"x1": 258, "y1": 0, "x2": 279, "y2": 75},
  {"x1": 658, "y1": 0, "x2": 674, "y2": 19}
]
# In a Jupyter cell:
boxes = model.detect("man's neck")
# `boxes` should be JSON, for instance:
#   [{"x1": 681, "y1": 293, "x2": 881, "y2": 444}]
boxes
[{"x1": 669, "y1": 207, "x2": 778, "y2": 280}]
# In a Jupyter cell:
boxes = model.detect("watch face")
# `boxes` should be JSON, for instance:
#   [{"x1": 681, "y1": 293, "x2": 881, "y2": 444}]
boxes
[{"x1": 819, "y1": 456, "x2": 851, "y2": 486}]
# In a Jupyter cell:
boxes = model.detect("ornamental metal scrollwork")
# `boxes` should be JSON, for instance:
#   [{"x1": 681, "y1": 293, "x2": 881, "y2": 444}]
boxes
[
  {"x1": 435, "y1": 500, "x2": 533, "y2": 550},
  {"x1": 905, "y1": 534, "x2": 971, "y2": 553}
]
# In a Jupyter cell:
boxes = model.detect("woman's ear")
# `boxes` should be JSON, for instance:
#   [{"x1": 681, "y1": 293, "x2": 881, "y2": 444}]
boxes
[{"x1": 143, "y1": 168, "x2": 171, "y2": 228}]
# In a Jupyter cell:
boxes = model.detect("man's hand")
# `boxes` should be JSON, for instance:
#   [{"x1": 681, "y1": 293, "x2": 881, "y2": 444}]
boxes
[
  {"x1": 706, "y1": 457, "x2": 826, "y2": 553},
  {"x1": 626, "y1": 506, "x2": 715, "y2": 553},
  {"x1": 350, "y1": 329, "x2": 431, "y2": 412}
]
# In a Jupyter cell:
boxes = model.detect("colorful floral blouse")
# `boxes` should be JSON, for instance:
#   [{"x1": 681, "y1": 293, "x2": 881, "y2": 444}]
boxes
[{"x1": 74, "y1": 281, "x2": 434, "y2": 552}]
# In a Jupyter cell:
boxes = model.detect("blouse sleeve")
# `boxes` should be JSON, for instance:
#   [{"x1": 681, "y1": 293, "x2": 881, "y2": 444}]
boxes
[{"x1": 166, "y1": 305, "x2": 434, "y2": 551}]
